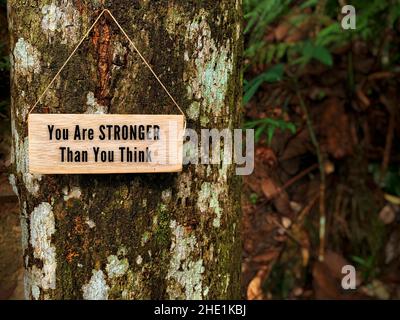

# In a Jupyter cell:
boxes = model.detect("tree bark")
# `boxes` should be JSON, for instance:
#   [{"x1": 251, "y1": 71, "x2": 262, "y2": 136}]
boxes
[{"x1": 8, "y1": 0, "x2": 242, "y2": 300}]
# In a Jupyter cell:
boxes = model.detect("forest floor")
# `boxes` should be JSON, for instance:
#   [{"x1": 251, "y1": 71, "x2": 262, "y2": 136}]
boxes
[
  {"x1": 1, "y1": 2, "x2": 400, "y2": 300},
  {"x1": 241, "y1": 2, "x2": 400, "y2": 299}
]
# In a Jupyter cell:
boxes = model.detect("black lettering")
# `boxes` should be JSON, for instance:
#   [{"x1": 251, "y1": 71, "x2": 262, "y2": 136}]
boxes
[
  {"x1": 121, "y1": 126, "x2": 128, "y2": 140},
  {"x1": 119, "y1": 147, "x2": 125, "y2": 162},
  {"x1": 98, "y1": 125, "x2": 160, "y2": 141},
  {"x1": 75, "y1": 151, "x2": 88, "y2": 162},
  {"x1": 99, "y1": 125, "x2": 106, "y2": 140},
  {"x1": 74, "y1": 126, "x2": 94, "y2": 140},
  {"x1": 107, "y1": 125, "x2": 113, "y2": 139},
  {"x1": 48, "y1": 125, "x2": 54, "y2": 140},
  {"x1": 139, "y1": 125, "x2": 145, "y2": 140},
  {"x1": 74, "y1": 125, "x2": 81, "y2": 140},
  {"x1": 49, "y1": 126, "x2": 68, "y2": 140},
  {"x1": 60, "y1": 147, "x2": 66, "y2": 162},
  {"x1": 119, "y1": 147, "x2": 152, "y2": 163},
  {"x1": 87, "y1": 128, "x2": 94, "y2": 140},
  {"x1": 139, "y1": 150, "x2": 145, "y2": 162},
  {"x1": 94, "y1": 147, "x2": 114, "y2": 162},
  {"x1": 130, "y1": 125, "x2": 137, "y2": 140},
  {"x1": 93, "y1": 147, "x2": 100, "y2": 162},
  {"x1": 59, "y1": 147, "x2": 88, "y2": 162},
  {"x1": 114, "y1": 125, "x2": 120, "y2": 140}
]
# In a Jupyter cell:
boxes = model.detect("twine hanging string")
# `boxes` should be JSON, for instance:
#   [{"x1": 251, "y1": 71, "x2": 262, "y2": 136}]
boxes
[{"x1": 28, "y1": 9, "x2": 186, "y2": 131}]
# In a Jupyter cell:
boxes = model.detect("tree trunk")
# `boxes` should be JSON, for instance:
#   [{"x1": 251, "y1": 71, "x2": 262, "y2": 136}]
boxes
[{"x1": 8, "y1": 0, "x2": 242, "y2": 300}]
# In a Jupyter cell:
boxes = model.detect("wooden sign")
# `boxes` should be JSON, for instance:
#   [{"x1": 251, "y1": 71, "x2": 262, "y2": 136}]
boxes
[
  {"x1": 28, "y1": 114, "x2": 184, "y2": 174},
  {"x1": 27, "y1": 10, "x2": 186, "y2": 175}
]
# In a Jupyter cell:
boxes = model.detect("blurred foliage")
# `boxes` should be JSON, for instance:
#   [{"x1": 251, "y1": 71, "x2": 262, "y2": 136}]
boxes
[
  {"x1": 245, "y1": 0, "x2": 400, "y2": 67},
  {"x1": 244, "y1": 0, "x2": 293, "y2": 47},
  {"x1": 243, "y1": 0, "x2": 400, "y2": 298},
  {"x1": 243, "y1": 63, "x2": 284, "y2": 105},
  {"x1": 370, "y1": 163, "x2": 400, "y2": 197},
  {"x1": 293, "y1": 40, "x2": 333, "y2": 67},
  {"x1": 351, "y1": 254, "x2": 379, "y2": 281},
  {"x1": 243, "y1": 0, "x2": 400, "y2": 178},
  {"x1": 249, "y1": 193, "x2": 259, "y2": 205},
  {"x1": 245, "y1": 117, "x2": 296, "y2": 145},
  {"x1": 264, "y1": 259, "x2": 297, "y2": 299}
]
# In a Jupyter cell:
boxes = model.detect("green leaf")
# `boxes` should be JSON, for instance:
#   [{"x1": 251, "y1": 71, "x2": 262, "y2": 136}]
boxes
[
  {"x1": 244, "y1": 117, "x2": 296, "y2": 145},
  {"x1": 249, "y1": 193, "x2": 259, "y2": 205},
  {"x1": 316, "y1": 23, "x2": 344, "y2": 47},
  {"x1": 286, "y1": 122, "x2": 297, "y2": 134},
  {"x1": 255, "y1": 124, "x2": 267, "y2": 142},
  {"x1": 300, "y1": 41, "x2": 333, "y2": 67},
  {"x1": 351, "y1": 255, "x2": 368, "y2": 267},
  {"x1": 300, "y1": 0, "x2": 318, "y2": 9},
  {"x1": 313, "y1": 45, "x2": 333, "y2": 66},
  {"x1": 243, "y1": 64, "x2": 284, "y2": 104},
  {"x1": 267, "y1": 126, "x2": 275, "y2": 145},
  {"x1": 302, "y1": 41, "x2": 314, "y2": 60}
]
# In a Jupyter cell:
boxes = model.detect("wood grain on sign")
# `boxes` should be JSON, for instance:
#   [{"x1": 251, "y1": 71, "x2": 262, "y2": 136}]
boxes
[{"x1": 28, "y1": 114, "x2": 184, "y2": 174}]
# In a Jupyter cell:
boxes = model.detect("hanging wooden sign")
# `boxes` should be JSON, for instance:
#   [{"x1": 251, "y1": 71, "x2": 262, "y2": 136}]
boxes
[
  {"x1": 28, "y1": 114, "x2": 184, "y2": 174},
  {"x1": 27, "y1": 9, "x2": 186, "y2": 175}
]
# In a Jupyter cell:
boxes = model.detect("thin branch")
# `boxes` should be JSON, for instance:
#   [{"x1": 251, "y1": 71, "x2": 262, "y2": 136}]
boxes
[
  {"x1": 293, "y1": 80, "x2": 327, "y2": 262},
  {"x1": 380, "y1": 95, "x2": 395, "y2": 182}
]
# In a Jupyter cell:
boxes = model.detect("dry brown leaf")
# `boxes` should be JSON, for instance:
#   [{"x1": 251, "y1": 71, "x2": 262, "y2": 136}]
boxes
[
  {"x1": 324, "y1": 251, "x2": 362, "y2": 286},
  {"x1": 292, "y1": 225, "x2": 310, "y2": 266},
  {"x1": 301, "y1": 248, "x2": 310, "y2": 267},
  {"x1": 285, "y1": 29, "x2": 306, "y2": 43},
  {"x1": 280, "y1": 129, "x2": 312, "y2": 161},
  {"x1": 261, "y1": 177, "x2": 279, "y2": 199},
  {"x1": 379, "y1": 205, "x2": 396, "y2": 225},
  {"x1": 261, "y1": 176, "x2": 294, "y2": 217},
  {"x1": 281, "y1": 217, "x2": 292, "y2": 229},
  {"x1": 324, "y1": 251, "x2": 352, "y2": 280},
  {"x1": 274, "y1": 193, "x2": 295, "y2": 218},
  {"x1": 274, "y1": 234, "x2": 287, "y2": 242},
  {"x1": 313, "y1": 249, "x2": 370, "y2": 299},
  {"x1": 356, "y1": 85, "x2": 371, "y2": 108},
  {"x1": 320, "y1": 98, "x2": 353, "y2": 159},
  {"x1": 313, "y1": 261, "x2": 342, "y2": 299},
  {"x1": 289, "y1": 201, "x2": 302, "y2": 213},
  {"x1": 293, "y1": 287, "x2": 304, "y2": 297},
  {"x1": 256, "y1": 147, "x2": 278, "y2": 167},
  {"x1": 274, "y1": 23, "x2": 290, "y2": 41},
  {"x1": 385, "y1": 229, "x2": 400, "y2": 264},
  {"x1": 324, "y1": 160, "x2": 335, "y2": 175},
  {"x1": 247, "y1": 267, "x2": 269, "y2": 300},
  {"x1": 252, "y1": 250, "x2": 279, "y2": 263}
]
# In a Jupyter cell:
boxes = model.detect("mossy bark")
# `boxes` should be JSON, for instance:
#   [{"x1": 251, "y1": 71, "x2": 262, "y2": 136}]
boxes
[{"x1": 9, "y1": 0, "x2": 242, "y2": 300}]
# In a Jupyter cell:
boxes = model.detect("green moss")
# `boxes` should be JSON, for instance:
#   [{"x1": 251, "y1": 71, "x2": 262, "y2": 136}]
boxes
[
  {"x1": 154, "y1": 204, "x2": 171, "y2": 247},
  {"x1": 141, "y1": 231, "x2": 151, "y2": 246}
]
